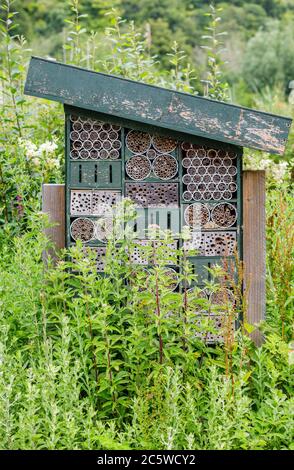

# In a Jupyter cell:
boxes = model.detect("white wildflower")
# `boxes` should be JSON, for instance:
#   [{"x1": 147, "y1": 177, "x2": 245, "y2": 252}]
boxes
[
  {"x1": 270, "y1": 161, "x2": 288, "y2": 182},
  {"x1": 32, "y1": 157, "x2": 40, "y2": 167},
  {"x1": 259, "y1": 158, "x2": 272, "y2": 170},
  {"x1": 38, "y1": 141, "x2": 58, "y2": 155},
  {"x1": 19, "y1": 139, "x2": 38, "y2": 159}
]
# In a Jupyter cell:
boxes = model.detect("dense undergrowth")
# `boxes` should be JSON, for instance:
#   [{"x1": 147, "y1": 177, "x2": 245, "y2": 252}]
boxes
[
  {"x1": 0, "y1": 207, "x2": 293, "y2": 450},
  {"x1": 0, "y1": 0, "x2": 293, "y2": 450}
]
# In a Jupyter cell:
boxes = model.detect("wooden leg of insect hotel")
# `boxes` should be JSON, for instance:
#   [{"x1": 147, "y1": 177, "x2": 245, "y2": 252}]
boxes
[
  {"x1": 42, "y1": 184, "x2": 65, "y2": 263},
  {"x1": 243, "y1": 170, "x2": 266, "y2": 346}
]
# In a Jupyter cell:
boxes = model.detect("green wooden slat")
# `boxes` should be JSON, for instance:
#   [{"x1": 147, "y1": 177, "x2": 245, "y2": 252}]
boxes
[
  {"x1": 25, "y1": 57, "x2": 292, "y2": 155},
  {"x1": 69, "y1": 161, "x2": 121, "y2": 188},
  {"x1": 189, "y1": 256, "x2": 238, "y2": 285},
  {"x1": 65, "y1": 104, "x2": 239, "y2": 152}
]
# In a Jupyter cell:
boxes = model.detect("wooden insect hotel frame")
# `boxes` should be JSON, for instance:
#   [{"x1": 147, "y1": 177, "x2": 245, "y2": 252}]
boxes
[{"x1": 25, "y1": 57, "x2": 292, "y2": 345}]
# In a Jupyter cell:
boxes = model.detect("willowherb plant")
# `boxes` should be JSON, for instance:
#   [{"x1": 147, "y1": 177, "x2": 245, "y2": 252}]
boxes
[
  {"x1": 63, "y1": 0, "x2": 88, "y2": 66},
  {"x1": 266, "y1": 186, "x2": 294, "y2": 341},
  {"x1": 201, "y1": 3, "x2": 230, "y2": 101}
]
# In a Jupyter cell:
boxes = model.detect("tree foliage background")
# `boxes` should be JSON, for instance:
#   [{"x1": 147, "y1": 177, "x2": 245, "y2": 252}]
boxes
[{"x1": 10, "y1": 0, "x2": 294, "y2": 98}]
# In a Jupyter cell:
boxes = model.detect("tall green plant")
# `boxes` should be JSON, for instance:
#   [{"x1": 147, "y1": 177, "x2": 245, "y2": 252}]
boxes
[
  {"x1": 63, "y1": 0, "x2": 88, "y2": 66},
  {"x1": 201, "y1": 3, "x2": 230, "y2": 101}
]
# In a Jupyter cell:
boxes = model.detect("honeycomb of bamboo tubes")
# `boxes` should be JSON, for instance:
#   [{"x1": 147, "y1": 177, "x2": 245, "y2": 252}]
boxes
[
  {"x1": 152, "y1": 154, "x2": 178, "y2": 180},
  {"x1": 70, "y1": 115, "x2": 121, "y2": 160},
  {"x1": 126, "y1": 130, "x2": 151, "y2": 154},
  {"x1": 181, "y1": 143, "x2": 237, "y2": 201},
  {"x1": 152, "y1": 135, "x2": 177, "y2": 153},
  {"x1": 211, "y1": 203, "x2": 237, "y2": 228}
]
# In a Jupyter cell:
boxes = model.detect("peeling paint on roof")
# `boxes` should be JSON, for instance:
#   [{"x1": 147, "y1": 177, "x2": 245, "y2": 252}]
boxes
[{"x1": 24, "y1": 57, "x2": 292, "y2": 155}]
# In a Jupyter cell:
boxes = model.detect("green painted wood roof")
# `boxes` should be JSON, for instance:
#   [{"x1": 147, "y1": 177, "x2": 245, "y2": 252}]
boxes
[{"x1": 24, "y1": 56, "x2": 292, "y2": 155}]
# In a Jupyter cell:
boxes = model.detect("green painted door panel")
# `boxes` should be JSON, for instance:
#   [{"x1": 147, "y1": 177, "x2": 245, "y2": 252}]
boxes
[
  {"x1": 70, "y1": 161, "x2": 121, "y2": 188},
  {"x1": 127, "y1": 208, "x2": 180, "y2": 238}
]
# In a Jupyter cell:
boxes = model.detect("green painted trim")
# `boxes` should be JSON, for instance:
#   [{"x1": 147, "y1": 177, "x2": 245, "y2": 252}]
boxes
[
  {"x1": 25, "y1": 57, "x2": 292, "y2": 155},
  {"x1": 65, "y1": 109, "x2": 71, "y2": 248},
  {"x1": 237, "y1": 148, "x2": 243, "y2": 261},
  {"x1": 65, "y1": 104, "x2": 240, "y2": 153}
]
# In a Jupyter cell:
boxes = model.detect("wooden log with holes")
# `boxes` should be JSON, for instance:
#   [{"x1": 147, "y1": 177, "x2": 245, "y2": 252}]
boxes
[
  {"x1": 42, "y1": 184, "x2": 65, "y2": 262},
  {"x1": 42, "y1": 173, "x2": 266, "y2": 345},
  {"x1": 243, "y1": 170, "x2": 266, "y2": 346}
]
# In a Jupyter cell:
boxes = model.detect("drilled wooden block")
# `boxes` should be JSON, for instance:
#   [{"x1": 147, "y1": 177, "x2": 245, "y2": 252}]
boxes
[
  {"x1": 125, "y1": 183, "x2": 179, "y2": 207},
  {"x1": 70, "y1": 190, "x2": 121, "y2": 216},
  {"x1": 82, "y1": 246, "x2": 107, "y2": 271},
  {"x1": 184, "y1": 231, "x2": 237, "y2": 256},
  {"x1": 92, "y1": 191, "x2": 121, "y2": 216},
  {"x1": 193, "y1": 314, "x2": 235, "y2": 344},
  {"x1": 130, "y1": 239, "x2": 177, "y2": 265},
  {"x1": 205, "y1": 232, "x2": 237, "y2": 256}
]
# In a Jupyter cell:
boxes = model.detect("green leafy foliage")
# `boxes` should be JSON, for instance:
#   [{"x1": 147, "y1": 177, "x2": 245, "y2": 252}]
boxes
[
  {"x1": 0, "y1": 0, "x2": 293, "y2": 451},
  {"x1": 0, "y1": 204, "x2": 293, "y2": 449},
  {"x1": 201, "y1": 3, "x2": 230, "y2": 101}
]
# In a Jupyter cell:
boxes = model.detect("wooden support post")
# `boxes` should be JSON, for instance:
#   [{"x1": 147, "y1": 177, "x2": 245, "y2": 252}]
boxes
[
  {"x1": 42, "y1": 184, "x2": 65, "y2": 262},
  {"x1": 243, "y1": 170, "x2": 266, "y2": 346}
]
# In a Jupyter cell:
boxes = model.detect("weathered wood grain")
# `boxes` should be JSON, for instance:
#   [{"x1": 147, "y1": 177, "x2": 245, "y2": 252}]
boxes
[
  {"x1": 243, "y1": 170, "x2": 266, "y2": 345},
  {"x1": 24, "y1": 57, "x2": 292, "y2": 155},
  {"x1": 42, "y1": 184, "x2": 65, "y2": 261}
]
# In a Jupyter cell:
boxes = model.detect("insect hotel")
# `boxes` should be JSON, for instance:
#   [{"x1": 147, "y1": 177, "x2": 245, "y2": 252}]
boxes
[{"x1": 24, "y1": 57, "x2": 291, "y2": 344}]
